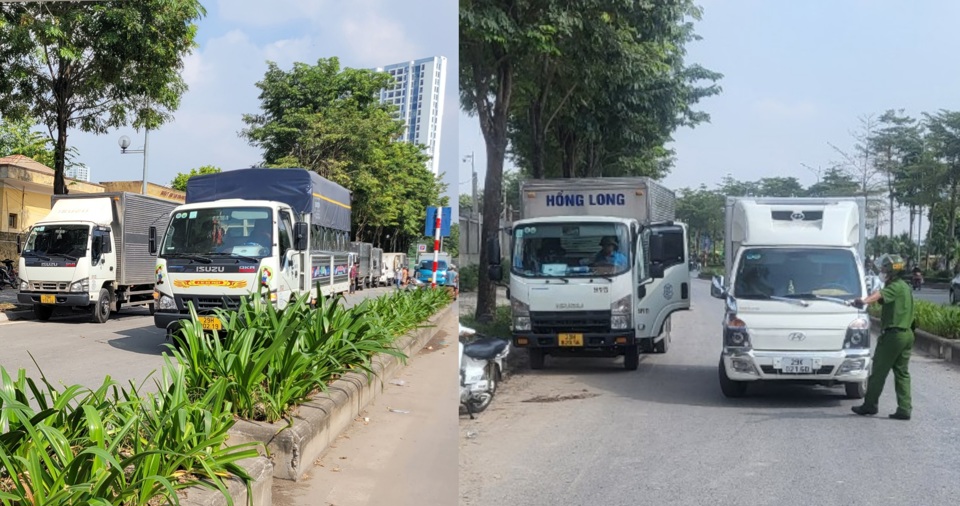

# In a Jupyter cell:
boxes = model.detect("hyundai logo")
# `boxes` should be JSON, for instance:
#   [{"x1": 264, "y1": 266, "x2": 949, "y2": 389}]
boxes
[
  {"x1": 790, "y1": 211, "x2": 805, "y2": 221},
  {"x1": 788, "y1": 332, "x2": 806, "y2": 341}
]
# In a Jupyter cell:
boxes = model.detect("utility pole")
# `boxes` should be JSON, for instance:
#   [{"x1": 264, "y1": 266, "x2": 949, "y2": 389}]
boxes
[{"x1": 464, "y1": 152, "x2": 479, "y2": 257}]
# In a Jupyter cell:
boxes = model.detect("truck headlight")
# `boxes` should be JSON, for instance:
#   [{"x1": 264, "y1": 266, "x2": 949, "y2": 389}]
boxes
[
  {"x1": 19, "y1": 280, "x2": 29, "y2": 291},
  {"x1": 70, "y1": 278, "x2": 89, "y2": 292},
  {"x1": 158, "y1": 294, "x2": 177, "y2": 311},
  {"x1": 511, "y1": 297, "x2": 531, "y2": 332},
  {"x1": 724, "y1": 315, "x2": 751, "y2": 349},
  {"x1": 611, "y1": 294, "x2": 632, "y2": 330},
  {"x1": 843, "y1": 318, "x2": 870, "y2": 349}
]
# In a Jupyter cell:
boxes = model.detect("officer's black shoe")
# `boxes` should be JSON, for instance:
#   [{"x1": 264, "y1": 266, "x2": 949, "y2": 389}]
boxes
[
  {"x1": 851, "y1": 405, "x2": 878, "y2": 416},
  {"x1": 888, "y1": 411, "x2": 911, "y2": 421}
]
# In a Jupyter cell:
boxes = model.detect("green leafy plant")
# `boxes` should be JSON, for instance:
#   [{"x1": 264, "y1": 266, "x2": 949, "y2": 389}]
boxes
[
  {"x1": 869, "y1": 299, "x2": 960, "y2": 339},
  {"x1": 170, "y1": 284, "x2": 451, "y2": 423},
  {"x1": 0, "y1": 359, "x2": 260, "y2": 506}
]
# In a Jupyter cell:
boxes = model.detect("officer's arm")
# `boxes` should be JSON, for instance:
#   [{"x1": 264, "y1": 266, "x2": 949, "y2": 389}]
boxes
[{"x1": 862, "y1": 290, "x2": 884, "y2": 305}]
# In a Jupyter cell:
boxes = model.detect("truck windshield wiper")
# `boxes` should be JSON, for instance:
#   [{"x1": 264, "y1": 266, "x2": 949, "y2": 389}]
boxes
[
  {"x1": 22, "y1": 251, "x2": 51, "y2": 261},
  {"x1": 546, "y1": 277, "x2": 570, "y2": 283},
  {"x1": 208, "y1": 252, "x2": 260, "y2": 263},
  {"x1": 163, "y1": 253, "x2": 213, "y2": 264},
  {"x1": 786, "y1": 293, "x2": 852, "y2": 306},
  {"x1": 51, "y1": 253, "x2": 79, "y2": 261}
]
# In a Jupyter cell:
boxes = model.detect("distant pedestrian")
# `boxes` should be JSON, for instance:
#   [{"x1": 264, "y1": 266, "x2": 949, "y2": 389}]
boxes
[
  {"x1": 394, "y1": 265, "x2": 403, "y2": 290},
  {"x1": 349, "y1": 263, "x2": 358, "y2": 294},
  {"x1": 851, "y1": 256, "x2": 915, "y2": 420},
  {"x1": 401, "y1": 266, "x2": 410, "y2": 289}
]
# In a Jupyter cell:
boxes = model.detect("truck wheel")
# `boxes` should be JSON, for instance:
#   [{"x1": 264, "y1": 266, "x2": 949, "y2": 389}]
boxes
[
  {"x1": 91, "y1": 288, "x2": 111, "y2": 323},
  {"x1": 529, "y1": 349, "x2": 545, "y2": 370},
  {"x1": 623, "y1": 345, "x2": 640, "y2": 370},
  {"x1": 844, "y1": 380, "x2": 866, "y2": 399},
  {"x1": 718, "y1": 358, "x2": 748, "y2": 398},
  {"x1": 34, "y1": 304, "x2": 54, "y2": 321}
]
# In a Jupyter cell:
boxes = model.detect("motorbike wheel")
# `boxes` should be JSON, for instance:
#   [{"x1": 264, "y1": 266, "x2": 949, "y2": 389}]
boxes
[{"x1": 486, "y1": 363, "x2": 499, "y2": 395}]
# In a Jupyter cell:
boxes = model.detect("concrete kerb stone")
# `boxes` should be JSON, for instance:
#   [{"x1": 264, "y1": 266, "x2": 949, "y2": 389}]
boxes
[
  {"x1": 869, "y1": 316, "x2": 960, "y2": 367},
  {"x1": 226, "y1": 302, "x2": 453, "y2": 482},
  {"x1": 178, "y1": 456, "x2": 273, "y2": 506}
]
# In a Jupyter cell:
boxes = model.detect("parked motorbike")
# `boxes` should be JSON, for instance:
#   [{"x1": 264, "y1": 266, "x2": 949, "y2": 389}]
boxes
[
  {"x1": 459, "y1": 324, "x2": 509, "y2": 419},
  {"x1": 0, "y1": 259, "x2": 17, "y2": 290}
]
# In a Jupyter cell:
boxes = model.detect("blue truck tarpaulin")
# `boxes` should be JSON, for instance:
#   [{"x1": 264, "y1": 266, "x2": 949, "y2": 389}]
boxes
[{"x1": 185, "y1": 168, "x2": 351, "y2": 231}]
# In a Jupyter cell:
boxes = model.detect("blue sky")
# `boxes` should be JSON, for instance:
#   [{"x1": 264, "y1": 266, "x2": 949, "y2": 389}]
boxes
[
  {"x1": 459, "y1": 0, "x2": 960, "y2": 235},
  {"x1": 67, "y1": 0, "x2": 458, "y2": 215}
]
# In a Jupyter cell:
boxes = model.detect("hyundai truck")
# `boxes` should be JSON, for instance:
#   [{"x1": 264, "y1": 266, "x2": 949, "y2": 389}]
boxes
[{"x1": 710, "y1": 197, "x2": 871, "y2": 398}]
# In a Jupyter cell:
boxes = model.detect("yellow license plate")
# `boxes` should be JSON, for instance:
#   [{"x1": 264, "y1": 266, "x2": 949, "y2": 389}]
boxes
[
  {"x1": 198, "y1": 316, "x2": 222, "y2": 331},
  {"x1": 558, "y1": 333, "x2": 583, "y2": 346},
  {"x1": 40, "y1": 294, "x2": 56, "y2": 305}
]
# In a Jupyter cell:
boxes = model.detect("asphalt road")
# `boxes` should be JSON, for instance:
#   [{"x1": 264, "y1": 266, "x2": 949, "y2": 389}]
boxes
[
  {"x1": 0, "y1": 284, "x2": 401, "y2": 393},
  {"x1": 459, "y1": 279, "x2": 960, "y2": 506},
  {"x1": 914, "y1": 286, "x2": 950, "y2": 305}
]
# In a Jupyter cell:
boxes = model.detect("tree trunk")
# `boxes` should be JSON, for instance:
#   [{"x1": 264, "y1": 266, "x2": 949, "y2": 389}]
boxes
[
  {"x1": 529, "y1": 96, "x2": 545, "y2": 179},
  {"x1": 54, "y1": 114, "x2": 69, "y2": 195},
  {"x1": 948, "y1": 180, "x2": 958, "y2": 269}
]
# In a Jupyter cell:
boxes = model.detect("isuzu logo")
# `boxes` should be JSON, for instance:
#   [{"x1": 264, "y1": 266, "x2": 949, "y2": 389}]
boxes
[
  {"x1": 556, "y1": 303, "x2": 584, "y2": 309},
  {"x1": 788, "y1": 332, "x2": 806, "y2": 341},
  {"x1": 196, "y1": 266, "x2": 225, "y2": 273},
  {"x1": 790, "y1": 211, "x2": 805, "y2": 221}
]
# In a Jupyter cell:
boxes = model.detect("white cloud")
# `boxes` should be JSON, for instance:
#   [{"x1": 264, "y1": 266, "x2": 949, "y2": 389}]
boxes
[
  {"x1": 263, "y1": 36, "x2": 316, "y2": 67},
  {"x1": 340, "y1": 13, "x2": 421, "y2": 66},
  {"x1": 216, "y1": 0, "x2": 328, "y2": 27},
  {"x1": 752, "y1": 98, "x2": 818, "y2": 120}
]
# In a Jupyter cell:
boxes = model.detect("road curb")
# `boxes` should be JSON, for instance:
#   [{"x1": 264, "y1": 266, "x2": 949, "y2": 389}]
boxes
[
  {"x1": 179, "y1": 456, "x2": 273, "y2": 506},
  {"x1": 869, "y1": 316, "x2": 960, "y2": 366},
  {"x1": 224, "y1": 302, "x2": 454, "y2": 482}
]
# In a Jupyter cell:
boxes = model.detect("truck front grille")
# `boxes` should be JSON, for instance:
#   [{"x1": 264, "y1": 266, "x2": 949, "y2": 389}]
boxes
[
  {"x1": 32, "y1": 282, "x2": 68, "y2": 291},
  {"x1": 176, "y1": 295, "x2": 242, "y2": 313},
  {"x1": 530, "y1": 311, "x2": 611, "y2": 334}
]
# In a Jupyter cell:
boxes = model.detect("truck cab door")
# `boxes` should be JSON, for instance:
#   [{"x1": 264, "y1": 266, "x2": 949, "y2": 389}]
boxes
[
  {"x1": 90, "y1": 227, "x2": 114, "y2": 303},
  {"x1": 276, "y1": 210, "x2": 300, "y2": 308},
  {"x1": 635, "y1": 223, "x2": 691, "y2": 342}
]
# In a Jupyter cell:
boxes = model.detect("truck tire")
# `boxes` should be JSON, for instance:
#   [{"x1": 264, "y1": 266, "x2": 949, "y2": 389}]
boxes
[
  {"x1": 91, "y1": 288, "x2": 111, "y2": 324},
  {"x1": 34, "y1": 304, "x2": 54, "y2": 321},
  {"x1": 844, "y1": 380, "x2": 866, "y2": 399},
  {"x1": 718, "y1": 358, "x2": 748, "y2": 398},
  {"x1": 624, "y1": 345, "x2": 640, "y2": 370},
  {"x1": 529, "y1": 349, "x2": 545, "y2": 370}
]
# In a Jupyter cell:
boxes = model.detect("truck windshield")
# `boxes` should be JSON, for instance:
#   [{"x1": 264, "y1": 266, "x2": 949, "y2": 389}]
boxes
[
  {"x1": 733, "y1": 248, "x2": 861, "y2": 300},
  {"x1": 23, "y1": 224, "x2": 90, "y2": 259},
  {"x1": 160, "y1": 207, "x2": 273, "y2": 259},
  {"x1": 419, "y1": 260, "x2": 447, "y2": 270},
  {"x1": 512, "y1": 222, "x2": 631, "y2": 278}
]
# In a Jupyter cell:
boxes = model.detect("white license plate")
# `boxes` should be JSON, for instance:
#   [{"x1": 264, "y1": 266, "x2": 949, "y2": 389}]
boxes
[{"x1": 779, "y1": 357, "x2": 815, "y2": 374}]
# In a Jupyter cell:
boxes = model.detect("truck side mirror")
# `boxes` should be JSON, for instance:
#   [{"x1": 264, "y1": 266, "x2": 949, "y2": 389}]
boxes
[
  {"x1": 486, "y1": 237, "x2": 501, "y2": 264},
  {"x1": 148, "y1": 227, "x2": 157, "y2": 255},
  {"x1": 650, "y1": 233, "x2": 664, "y2": 262},
  {"x1": 711, "y1": 275, "x2": 726, "y2": 298},
  {"x1": 16, "y1": 235, "x2": 21, "y2": 254},
  {"x1": 651, "y1": 263, "x2": 665, "y2": 279},
  {"x1": 294, "y1": 222, "x2": 309, "y2": 251},
  {"x1": 488, "y1": 264, "x2": 503, "y2": 282}
]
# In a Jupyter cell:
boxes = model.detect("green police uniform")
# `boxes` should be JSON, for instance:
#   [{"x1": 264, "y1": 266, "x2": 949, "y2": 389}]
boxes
[{"x1": 862, "y1": 277, "x2": 915, "y2": 417}]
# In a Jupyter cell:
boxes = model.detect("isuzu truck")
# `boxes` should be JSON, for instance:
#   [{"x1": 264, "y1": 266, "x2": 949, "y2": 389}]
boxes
[
  {"x1": 710, "y1": 197, "x2": 871, "y2": 398},
  {"x1": 488, "y1": 177, "x2": 691, "y2": 370},
  {"x1": 17, "y1": 193, "x2": 176, "y2": 322},
  {"x1": 153, "y1": 168, "x2": 352, "y2": 336}
]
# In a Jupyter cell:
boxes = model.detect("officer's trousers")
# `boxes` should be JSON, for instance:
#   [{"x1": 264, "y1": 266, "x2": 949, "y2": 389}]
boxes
[{"x1": 863, "y1": 329, "x2": 914, "y2": 415}]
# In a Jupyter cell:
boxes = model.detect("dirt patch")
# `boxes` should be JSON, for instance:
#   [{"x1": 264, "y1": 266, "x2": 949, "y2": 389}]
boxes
[
  {"x1": 0, "y1": 303, "x2": 14, "y2": 311},
  {"x1": 419, "y1": 333, "x2": 451, "y2": 354},
  {"x1": 521, "y1": 391, "x2": 601, "y2": 403}
]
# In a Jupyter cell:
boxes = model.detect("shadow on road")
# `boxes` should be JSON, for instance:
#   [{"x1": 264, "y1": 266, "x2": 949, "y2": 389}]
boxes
[{"x1": 107, "y1": 324, "x2": 170, "y2": 356}]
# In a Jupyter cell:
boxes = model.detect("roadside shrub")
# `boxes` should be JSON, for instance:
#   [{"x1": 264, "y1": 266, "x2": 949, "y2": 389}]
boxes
[
  {"x1": 171, "y1": 284, "x2": 451, "y2": 422},
  {"x1": 0, "y1": 362, "x2": 260, "y2": 506},
  {"x1": 869, "y1": 299, "x2": 960, "y2": 339}
]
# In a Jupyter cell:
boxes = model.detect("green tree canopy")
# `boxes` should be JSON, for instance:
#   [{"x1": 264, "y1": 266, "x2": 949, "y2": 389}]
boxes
[
  {"x1": 242, "y1": 57, "x2": 446, "y2": 252},
  {"x1": 169, "y1": 165, "x2": 222, "y2": 192},
  {"x1": 0, "y1": 116, "x2": 54, "y2": 167},
  {"x1": 0, "y1": 1, "x2": 206, "y2": 194}
]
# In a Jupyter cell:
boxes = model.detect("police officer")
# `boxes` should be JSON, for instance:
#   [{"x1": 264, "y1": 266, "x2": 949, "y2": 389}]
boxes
[{"x1": 850, "y1": 256, "x2": 915, "y2": 420}]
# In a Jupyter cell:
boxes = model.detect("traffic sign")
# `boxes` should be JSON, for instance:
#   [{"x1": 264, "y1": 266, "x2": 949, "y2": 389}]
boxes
[
  {"x1": 417, "y1": 244, "x2": 427, "y2": 253},
  {"x1": 424, "y1": 206, "x2": 452, "y2": 237}
]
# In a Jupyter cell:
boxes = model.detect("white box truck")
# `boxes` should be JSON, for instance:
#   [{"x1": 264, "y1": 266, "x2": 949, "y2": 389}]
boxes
[
  {"x1": 153, "y1": 168, "x2": 352, "y2": 337},
  {"x1": 487, "y1": 177, "x2": 691, "y2": 370},
  {"x1": 709, "y1": 197, "x2": 872, "y2": 398},
  {"x1": 382, "y1": 252, "x2": 407, "y2": 285},
  {"x1": 17, "y1": 193, "x2": 177, "y2": 322}
]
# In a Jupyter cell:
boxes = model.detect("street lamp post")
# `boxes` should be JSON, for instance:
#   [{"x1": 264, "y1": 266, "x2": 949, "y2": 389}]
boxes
[{"x1": 118, "y1": 126, "x2": 149, "y2": 195}]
